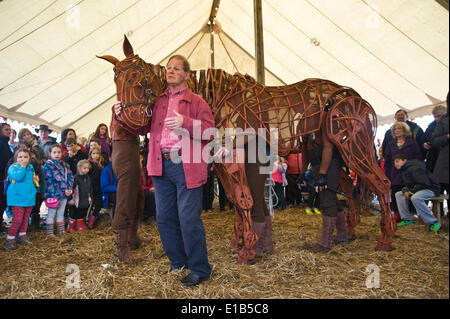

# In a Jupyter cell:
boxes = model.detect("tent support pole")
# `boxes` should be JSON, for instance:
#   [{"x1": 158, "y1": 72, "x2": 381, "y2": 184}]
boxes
[{"x1": 254, "y1": 0, "x2": 265, "y2": 85}]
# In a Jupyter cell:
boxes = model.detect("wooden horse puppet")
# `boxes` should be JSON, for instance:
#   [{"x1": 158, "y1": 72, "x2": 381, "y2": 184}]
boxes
[
  {"x1": 199, "y1": 71, "x2": 397, "y2": 261},
  {"x1": 99, "y1": 36, "x2": 397, "y2": 264}
]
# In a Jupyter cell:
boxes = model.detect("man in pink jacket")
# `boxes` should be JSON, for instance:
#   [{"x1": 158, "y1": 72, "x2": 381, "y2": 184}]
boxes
[
  {"x1": 149, "y1": 55, "x2": 214, "y2": 286},
  {"x1": 115, "y1": 55, "x2": 214, "y2": 286}
]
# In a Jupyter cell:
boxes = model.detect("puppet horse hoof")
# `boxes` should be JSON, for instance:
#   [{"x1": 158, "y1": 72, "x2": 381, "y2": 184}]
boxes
[
  {"x1": 375, "y1": 234, "x2": 394, "y2": 251},
  {"x1": 229, "y1": 238, "x2": 243, "y2": 251},
  {"x1": 237, "y1": 247, "x2": 256, "y2": 265}
]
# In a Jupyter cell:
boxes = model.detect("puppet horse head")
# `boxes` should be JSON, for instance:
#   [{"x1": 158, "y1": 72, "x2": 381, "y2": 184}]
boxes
[{"x1": 97, "y1": 35, "x2": 163, "y2": 130}]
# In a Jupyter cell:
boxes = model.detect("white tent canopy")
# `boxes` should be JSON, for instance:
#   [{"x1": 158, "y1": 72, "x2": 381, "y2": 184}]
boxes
[{"x1": 0, "y1": 0, "x2": 448, "y2": 138}]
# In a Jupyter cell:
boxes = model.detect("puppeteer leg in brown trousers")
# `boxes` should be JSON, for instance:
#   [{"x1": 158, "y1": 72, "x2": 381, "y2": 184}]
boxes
[
  {"x1": 245, "y1": 161, "x2": 274, "y2": 257},
  {"x1": 112, "y1": 140, "x2": 147, "y2": 262}
]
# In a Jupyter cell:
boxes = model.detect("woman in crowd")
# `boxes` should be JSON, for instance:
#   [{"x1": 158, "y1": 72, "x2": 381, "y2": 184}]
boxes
[
  {"x1": 18, "y1": 128, "x2": 46, "y2": 161},
  {"x1": 90, "y1": 123, "x2": 112, "y2": 158},
  {"x1": 0, "y1": 123, "x2": 13, "y2": 234},
  {"x1": 8, "y1": 129, "x2": 17, "y2": 152},
  {"x1": 431, "y1": 94, "x2": 449, "y2": 217}
]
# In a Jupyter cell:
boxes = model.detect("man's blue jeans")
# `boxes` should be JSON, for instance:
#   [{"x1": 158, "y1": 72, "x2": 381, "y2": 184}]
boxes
[
  {"x1": 153, "y1": 159, "x2": 211, "y2": 279},
  {"x1": 395, "y1": 190, "x2": 437, "y2": 224}
]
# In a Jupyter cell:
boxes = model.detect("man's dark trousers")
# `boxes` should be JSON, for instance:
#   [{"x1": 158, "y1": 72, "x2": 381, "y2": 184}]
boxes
[{"x1": 153, "y1": 158, "x2": 211, "y2": 279}]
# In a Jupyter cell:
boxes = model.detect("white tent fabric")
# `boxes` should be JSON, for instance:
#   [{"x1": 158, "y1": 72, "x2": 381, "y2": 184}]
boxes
[{"x1": 0, "y1": 0, "x2": 448, "y2": 137}]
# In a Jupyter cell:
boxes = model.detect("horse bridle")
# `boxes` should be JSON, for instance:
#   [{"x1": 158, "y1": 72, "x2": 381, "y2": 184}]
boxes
[{"x1": 114, "y1": 57, "x2": 155, "y2": 118}]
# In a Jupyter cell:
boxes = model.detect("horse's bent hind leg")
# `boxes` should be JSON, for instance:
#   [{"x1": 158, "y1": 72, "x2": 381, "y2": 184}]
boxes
[{"x1": 213, "y1": 151, "x2": 257, "y2": 264}]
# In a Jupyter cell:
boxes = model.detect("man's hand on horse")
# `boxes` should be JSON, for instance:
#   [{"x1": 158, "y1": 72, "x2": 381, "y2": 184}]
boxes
[
  {"x1": 114, "y1": 101, "x2": 122, "y2": 116},
  {"x1": 314, "y1": 174, "x2": 328, "y2": 192},
  {"x1": 165, "y1": 110, "x2": 184, "y2": 129},
  {"x1": 213, "y1": 147, "x2": 231, "y2": 159}
]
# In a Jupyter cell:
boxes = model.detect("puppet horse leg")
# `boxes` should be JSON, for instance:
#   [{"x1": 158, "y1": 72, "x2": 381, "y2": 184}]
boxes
[
  {"x1": 212, "y1": 153, "x2": 257, "y2": 264},
  {"x1": 338, "y1": 170, "x2": 359, "y2": 241},
  {"x1": 375, "y1": 195, "x2": 397, "y2": 251}
]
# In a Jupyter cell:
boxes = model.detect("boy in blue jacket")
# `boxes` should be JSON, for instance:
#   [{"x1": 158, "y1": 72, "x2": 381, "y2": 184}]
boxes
[
  {"x1": 393, "y1": 153, "x2": 441, "y2": 232},
  {"x1": 100, "y1": 161, "x2": 117, "y2": 215}
]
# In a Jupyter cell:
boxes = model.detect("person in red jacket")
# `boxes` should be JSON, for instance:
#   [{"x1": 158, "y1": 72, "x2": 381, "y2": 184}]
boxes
[
  {"x1": 139, "y1": 152, "x2": 156, "y2": 223},
  {"x1": 285, "y1": 152, "x2": 303, "y2": 206}
]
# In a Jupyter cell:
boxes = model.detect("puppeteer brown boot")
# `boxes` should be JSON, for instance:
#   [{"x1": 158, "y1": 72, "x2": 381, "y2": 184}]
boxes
[
  {"x1": 252, "y1": 221, "x2": 266, "y2": 257},
  {"x1": 333, "y1": 211, "x2": 350, "y2": 246},
  {"x1": 310, "y1": 215, "x2": 337, "y2": 253},
  {"x1": 113, "y1": 229, "x2": 143, "y2": 263},
  {"x1": 128, "y1": 216, "x2": 151, "y2": 250},
  {"x1": 262, "y1": 216, "x2": 274, "y2": 254}
]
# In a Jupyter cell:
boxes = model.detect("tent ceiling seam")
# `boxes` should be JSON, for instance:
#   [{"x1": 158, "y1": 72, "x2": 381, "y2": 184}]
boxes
[
  {"x1": 222, "y1": 0, "x2": 313, "y2": 80},
  {"x1": 304, "y1": 0, "x2": 434, "y2": 96},
  {"x1": 231, "y1": 0, "x2": 326, "y2": 78},
  {"x1": 218, "y1": 29, "x2": 287, "y2": 85},
  {"x1": 264, "y1": 0, "x2": 400, "y2": 106},
  {"x1": 1, "y1": 0, "x2": 142, "y2": 91},
  {"x1": 186, "y1": 31, "x2": 207, "y2": 61},
  {"x1": 138, "y1": 0, "x2": 207, "y2": 61},
  {"x1": 217, "y1": 32, "x2": 240, "y2": 73},
  {"x1": 2, "y1": 0, "x2": 180, "y2": 112},
  {"x1": 360, "y1": 0, "x2": 448, "y2": 69},
  {"x1": 53, "y1": 1, "x2": 207, "y2": 127},
  {"x1": 0, "y1": 0, "x2": 61, "y2": 48}
]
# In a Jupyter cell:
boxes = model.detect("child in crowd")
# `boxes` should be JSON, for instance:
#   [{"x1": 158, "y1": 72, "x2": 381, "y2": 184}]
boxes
[
  {"x1": 393, "y1": 153, "x2": 441, "y2": 232},
  {"x1": 64, "y1": 137, "x2": 88, "y2": 176},
  {"x1": 3, "y1": 148, "x2": 38, "y2": 250},
  {"x1": 304, "y1": 166, "x2": 321, "y2": 215},
  {"x1": 67, "y1": 160, "x2": 93, "y2": 233},
  {"x1": 43, "y1": 144, "x2": 74, "y2": 237},
  {"x1": 88, "y1": 137, "x2": 109, "y2": 164},
  {"x1": 87, "y1": 147, "x2": 104, "y2": 228}
]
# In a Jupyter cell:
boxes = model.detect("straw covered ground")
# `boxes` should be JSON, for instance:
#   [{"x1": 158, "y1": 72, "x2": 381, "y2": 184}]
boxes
[{"x1": 0, "y1": 204, "x2": 448, "y2": 299}]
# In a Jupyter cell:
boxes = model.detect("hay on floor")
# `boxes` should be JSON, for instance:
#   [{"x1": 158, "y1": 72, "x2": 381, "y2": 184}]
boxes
[{"x1": 0, "y1": 205, "x2": 448, "y2": 299}]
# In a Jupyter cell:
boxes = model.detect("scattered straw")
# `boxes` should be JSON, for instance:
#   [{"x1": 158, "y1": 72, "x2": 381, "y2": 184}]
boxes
[{"x1": 0, "y1": 204, "x2": 448, "y2": 299}]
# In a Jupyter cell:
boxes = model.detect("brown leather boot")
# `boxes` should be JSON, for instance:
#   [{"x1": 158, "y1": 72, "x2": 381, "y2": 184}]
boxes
[
  {"x1": 252, "y1": 222, "x2": 266, "y2": 257},
  {"x1": 310, "y1": 215, "x2": 337, "y2": 253},
  {"x1": 113, "y1": 229, "x2": 143, "y2": 263},
  {"x1": 128, "y1": 216, "x2": 151, "y2": 250},
  {"x1": 262, "y1": 216, "x2": 274, "y2": 254},
  {"x1": 333, "y1": 211, "x2": 349, "y2": 246}
]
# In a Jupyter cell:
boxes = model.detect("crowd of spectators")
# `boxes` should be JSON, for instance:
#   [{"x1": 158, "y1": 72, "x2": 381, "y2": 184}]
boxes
[{"x1": 1, "y1": 97, "x2": 448, "y2": 247}]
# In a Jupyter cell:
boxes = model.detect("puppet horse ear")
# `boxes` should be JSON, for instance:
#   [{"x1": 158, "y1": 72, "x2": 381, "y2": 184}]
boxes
[
  {"x1": 123, "y1": 34, "x2": 134, "y2": 57},
  {"x1": 96, "y1": 55, "x2": 120, "y2": 66}
]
